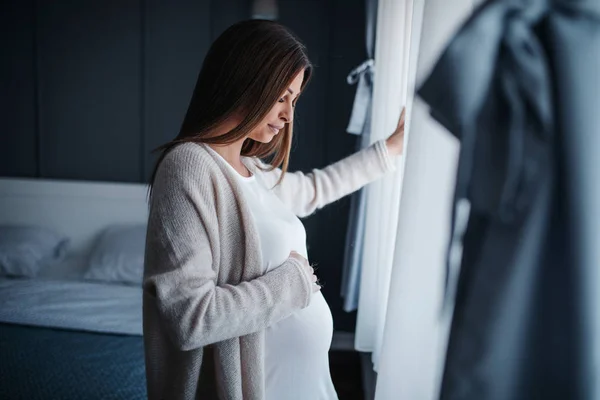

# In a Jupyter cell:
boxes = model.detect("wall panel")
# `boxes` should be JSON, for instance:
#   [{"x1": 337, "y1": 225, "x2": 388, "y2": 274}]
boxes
[
  {"x1": 0, "y1": 0, "x2": 37, "y2": 177},
  {"x1": 37, "y1": 1, "x2": 142, "y2": 182}
]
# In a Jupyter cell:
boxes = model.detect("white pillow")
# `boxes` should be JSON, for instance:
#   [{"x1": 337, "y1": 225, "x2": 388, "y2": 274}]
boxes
[
  {"x1": 0, "y1": 225, "x2": 69, "y2": 278},
  {"x1": 83, "y1": 224, "x2": 147, "y2": 286}
]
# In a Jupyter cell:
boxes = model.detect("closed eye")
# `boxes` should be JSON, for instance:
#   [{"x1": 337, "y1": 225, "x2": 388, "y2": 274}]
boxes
[{"x1": 279, "y1": 96, "x2": 298, "y2": 107}]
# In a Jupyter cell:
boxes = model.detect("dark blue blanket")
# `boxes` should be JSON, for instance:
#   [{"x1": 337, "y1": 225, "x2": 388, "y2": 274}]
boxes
[{"x1": 0, "y1": 323, "x2": 146, "y2": 400}]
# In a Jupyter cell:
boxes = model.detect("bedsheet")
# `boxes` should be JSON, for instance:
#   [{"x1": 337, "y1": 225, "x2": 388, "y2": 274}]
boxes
[{"x1": 0, "y1": 278, "x2": 142, "y2": 336}]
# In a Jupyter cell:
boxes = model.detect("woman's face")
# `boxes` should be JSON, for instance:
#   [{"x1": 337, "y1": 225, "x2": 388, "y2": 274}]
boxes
[{"x1": 247, "y1": 69, "x2": 304, "y2": 143}]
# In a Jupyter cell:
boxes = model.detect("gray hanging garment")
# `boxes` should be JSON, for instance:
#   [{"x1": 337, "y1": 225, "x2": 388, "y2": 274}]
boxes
[{"x1": 418, "y1": 0, "x2": 600, "y2": 399}]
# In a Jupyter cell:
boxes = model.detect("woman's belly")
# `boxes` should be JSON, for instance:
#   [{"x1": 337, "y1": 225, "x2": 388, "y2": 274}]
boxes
[
  {"x1": 264, "y1": 291, "x2": 335, "y2": 396},
  {"x1": 265, "y1": 290, "x2": 333, "y2": 355}
]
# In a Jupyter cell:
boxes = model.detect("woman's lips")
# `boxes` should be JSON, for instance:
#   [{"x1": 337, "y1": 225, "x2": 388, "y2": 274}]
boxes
[{"x1": 268, "y1": 124, "x2": 283, "y2": 134}]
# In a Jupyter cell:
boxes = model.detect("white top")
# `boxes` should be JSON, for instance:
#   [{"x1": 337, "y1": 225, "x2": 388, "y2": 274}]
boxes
[{"x1": 206, "y1": 146, "x2": 338, "y2": 400}]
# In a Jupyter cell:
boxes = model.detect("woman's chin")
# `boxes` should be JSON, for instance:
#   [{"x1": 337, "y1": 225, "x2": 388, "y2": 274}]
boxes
[{"x1": 252, "y1": 134, "x2": 275, "y2": 144}]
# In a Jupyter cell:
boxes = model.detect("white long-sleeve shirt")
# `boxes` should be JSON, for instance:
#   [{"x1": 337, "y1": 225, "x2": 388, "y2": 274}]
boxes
[{"x1": 205, "y1": 144, "x2": 338, "y2": 400}]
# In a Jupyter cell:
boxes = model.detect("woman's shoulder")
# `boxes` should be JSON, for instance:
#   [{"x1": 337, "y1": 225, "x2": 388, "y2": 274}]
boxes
[
  {"x1": 158, "y1": 142, "x2": 275, "y2": 186},
  {"x1": 160, "y1": 142, "x2": 227, "y2": 177},
  {"x1": 162, "y1": 142, "x2": 213, "y2": 167},
  {"x1": 153, "y1": 142, "x2": 224, "y2": 191}
]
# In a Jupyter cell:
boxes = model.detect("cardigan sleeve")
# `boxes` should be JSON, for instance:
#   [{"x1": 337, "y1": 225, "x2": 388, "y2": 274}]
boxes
[
  {"x1": 143, "y1": 153, "x2": 313, "y2": 351},
  {"x1": 252, "y1": 139, "x2": 397, "y2": 218}
]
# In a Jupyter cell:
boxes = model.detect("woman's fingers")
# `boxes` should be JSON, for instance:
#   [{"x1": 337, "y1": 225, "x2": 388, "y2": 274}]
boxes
[{"x1": 397, "y1": 107, "x2": 406, "y2": 131}]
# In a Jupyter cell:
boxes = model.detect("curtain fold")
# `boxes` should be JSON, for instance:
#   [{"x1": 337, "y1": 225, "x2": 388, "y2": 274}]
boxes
[{"x1": 418, "y1": 0, "x2": 600, "y2": 398}]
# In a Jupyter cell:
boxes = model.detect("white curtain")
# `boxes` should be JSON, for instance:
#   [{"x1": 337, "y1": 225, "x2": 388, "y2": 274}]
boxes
[
  {"x1": 355, "y1": 0, "x2": 480, "y2": 398},
  {"x1": 354, "y1": 0, "x2": 415, "y2": 367}
]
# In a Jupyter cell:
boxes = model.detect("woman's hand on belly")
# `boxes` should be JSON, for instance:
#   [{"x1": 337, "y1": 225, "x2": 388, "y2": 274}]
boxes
[{"x1": 289, "y1": 251, "x2": 321, "y2": 293}]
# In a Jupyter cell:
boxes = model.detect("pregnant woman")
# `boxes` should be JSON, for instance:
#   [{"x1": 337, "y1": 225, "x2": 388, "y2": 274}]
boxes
[{"x1": 143, "y1": 19, "x2": 405, "y2": 400}]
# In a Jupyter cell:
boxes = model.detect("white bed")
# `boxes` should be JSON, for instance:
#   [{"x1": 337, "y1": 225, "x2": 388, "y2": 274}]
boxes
[{"x1": 0, "y1": 177, "x2": 149, "y2": 335}]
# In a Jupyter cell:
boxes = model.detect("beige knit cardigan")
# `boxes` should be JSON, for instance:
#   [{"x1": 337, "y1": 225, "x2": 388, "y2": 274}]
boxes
[{"x1": 143, "y1": 139, "x2": 396, "y2": 400}]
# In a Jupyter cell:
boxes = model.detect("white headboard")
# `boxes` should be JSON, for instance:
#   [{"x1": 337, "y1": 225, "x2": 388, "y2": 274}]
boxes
[{"x1": 0, "y1": 178, "x2": 149, "y2": 259}]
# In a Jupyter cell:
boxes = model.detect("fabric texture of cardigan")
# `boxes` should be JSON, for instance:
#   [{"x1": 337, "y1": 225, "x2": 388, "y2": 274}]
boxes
[{"x1": 143, "y1": 139, "x2": 396, "y2": 400}]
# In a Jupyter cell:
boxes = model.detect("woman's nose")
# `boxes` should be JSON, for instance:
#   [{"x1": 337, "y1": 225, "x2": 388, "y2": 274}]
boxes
[{"x1": 280, "y1": 104, "x2": 293, "y2": 123}]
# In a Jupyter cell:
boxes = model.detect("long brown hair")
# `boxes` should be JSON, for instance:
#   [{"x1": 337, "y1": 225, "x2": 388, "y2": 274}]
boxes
[{"x1": 149, "y1": 19, "x2": 312, "y2": 194}]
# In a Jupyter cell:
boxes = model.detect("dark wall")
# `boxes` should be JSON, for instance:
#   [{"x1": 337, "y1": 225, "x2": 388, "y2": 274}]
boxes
[{"x1": 0, "y1": 0, "x2": 365, "y2": 331}]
